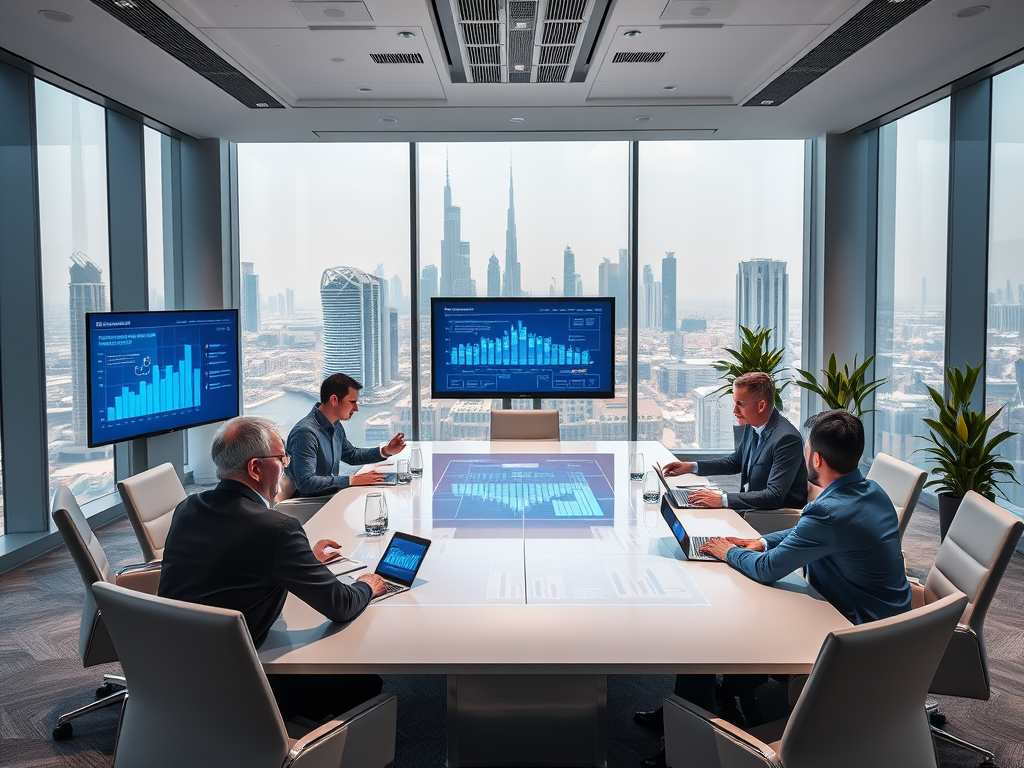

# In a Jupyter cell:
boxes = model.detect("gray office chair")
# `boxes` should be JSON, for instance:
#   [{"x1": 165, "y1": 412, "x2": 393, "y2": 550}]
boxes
[
  {"x1": 489, "y1": 409, "x2": 561, "y2": 441},
  {"x1": 273, "y1": 473, "x2": 331, "y2": 524},
  {"x1": 92, "y1": 582, "x2": 398, "y2": 768},
  {"x1": 865, "y1": 452, "x2": 926, "y2": 542},
  {"x1": 50, "y1": 485, "x2": 161, "y2": 741},
  {"x1": 116, "y1": 462, "x2": 186, "y2": 562},
  {"x1": 911, "y1": 490, "x2": 1024, "y2": 764},
  {"x1": 664, "y1": 591, "x2": 968, "y2": 768}
]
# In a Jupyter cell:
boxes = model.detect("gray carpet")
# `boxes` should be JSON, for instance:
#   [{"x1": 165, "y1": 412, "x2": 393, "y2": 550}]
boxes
[{"x1": 1, "y1": 485, "x2": 1022, "y2": 767}]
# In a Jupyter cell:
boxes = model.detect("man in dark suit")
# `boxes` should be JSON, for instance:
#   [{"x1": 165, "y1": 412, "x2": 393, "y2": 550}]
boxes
[
  {"x1": 662, "y1": 371, "x2": 807, "y2": 512},
  {"x1": 285, "y1": 373, "x2": 406, "y2": 497},
  {"x1": 160, "y1": 416, "x2": 387, "y2": 723}
]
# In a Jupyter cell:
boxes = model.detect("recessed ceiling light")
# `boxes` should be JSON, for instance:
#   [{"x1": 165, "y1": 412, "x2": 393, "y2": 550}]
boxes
[
  {"x1": 397, "y1": 30, "x2": 416, "y2": 38},
  {"x1": 514, "y1": 21, "x2": 528, "y2": 28},
  {"x1": 513, "y1": 64, "x2": 526, "y2": 71},
  {"x1": 954, "y1": 5, "x2": 989, "y2": 17},
  {"x1": 635, "y1": 115, "x2": 653, "y2": 122},
  {"x1": 331, "y1": 57, "x2": 345, "y2": 63},
  {"x1": 255, "y1": 102, "x2": 270, "y2": 108},
  {"x1": 357, "y1": 86, "x2": 372, "y2": 93},
  {"x1": 39, "y1": 9, "x2": 74, "y2": 22},
  {"x1": 760, "y1": 99, "x2": 775, "y2": 106},
  {"x1": 379, "y1": 117, "x2": 398, "y2": 124},
  {"x1": 510, "y1": 117, "x2": 526, "y2": 123},
  {"x1": 623, "y1": 29, "x2": 642, "y2": 37},
  {"x1": 323, "y1": 7, "x2": 346, "y2": 17},
  {"x1": 662, "y1": 85, "x2": 677, "y2": 91},
  {"x1": 113, "y1": 0, "x2": 137, "y2": 8},
  {"x1": 690, "y1": 6, "x2": 712, "y2": 16}
]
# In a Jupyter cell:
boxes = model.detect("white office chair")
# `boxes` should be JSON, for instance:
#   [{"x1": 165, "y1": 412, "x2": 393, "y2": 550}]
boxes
[
  {"x1": 489, "y1": 409, "x2": 561, "y2": 441},
  {"x1": 273, "y1": 473, "x2": 331, "y2": 523},
  {"x1": 865, "y1": 452, "x2": 926, "y2": 543},
  {"x1": 117, "y1": 462, "x2": 187, "y2": 562}
]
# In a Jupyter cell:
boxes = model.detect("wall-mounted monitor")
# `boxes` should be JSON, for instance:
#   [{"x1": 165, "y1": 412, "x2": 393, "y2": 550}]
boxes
[
  {"x1": 431, "y1": 296, "x2": 616, "y2": 400},
  {"x1": 86, "y1": 309, "x2": 240, "y2": 447}
]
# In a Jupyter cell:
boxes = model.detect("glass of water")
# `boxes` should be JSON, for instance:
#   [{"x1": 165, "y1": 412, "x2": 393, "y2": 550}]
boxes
[
  {"x1": 396, "y1": 459, "x2": 412, "y2": 484},
  {"x1": 410, "y1": 448, "x2": 423, "y2": 478},
  {"x1": 642, "y1": 471, "x2": 661, "y2": 503},
  {"x1": 364, "y1": 492, "x2": 388, "y2": 535},
  {"x1": 630, "y1": 452, "x2": 645, "y2": 481}
]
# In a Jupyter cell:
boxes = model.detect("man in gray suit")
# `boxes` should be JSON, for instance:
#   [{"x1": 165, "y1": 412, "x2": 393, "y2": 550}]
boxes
[{"x1": 661, "y1": 371, "x2": 807, "y2": 512}]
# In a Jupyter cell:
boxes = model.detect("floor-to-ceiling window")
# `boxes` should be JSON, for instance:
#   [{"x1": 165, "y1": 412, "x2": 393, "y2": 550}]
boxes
[
  {"x1": 875, "y1": 99, "x2": 950, "y2": 468},
  {"x1": 986, "y1": 63, "x2": 1024, "y2": 516},
  {"x1": 144, "y1": 126, "x2": 170, "y2": 310},
  {"x1": 35, "y1": 80, "x2": 115, "y2": 505},
  {"x1": 638, "y1": 141, "x2": 805, "y2": 451},
  {"x1": 417, "y1": 142, "x2": 630, "y2": 440},
  {"x1": 236, "y1": 144, "x2": 412, "y2": 452}
]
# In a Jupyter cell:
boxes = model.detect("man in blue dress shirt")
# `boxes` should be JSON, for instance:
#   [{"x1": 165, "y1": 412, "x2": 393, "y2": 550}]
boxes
[{"x1": 285, "y1": 373, "x2": 406, "y2": 497}]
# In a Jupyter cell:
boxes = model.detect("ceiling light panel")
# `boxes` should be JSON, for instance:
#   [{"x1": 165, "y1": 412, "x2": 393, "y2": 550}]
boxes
[{"x1": 291, "y1": 1, "x2": 373, "y2": 26}]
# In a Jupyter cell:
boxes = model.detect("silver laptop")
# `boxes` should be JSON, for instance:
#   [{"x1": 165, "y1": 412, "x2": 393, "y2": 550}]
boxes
[
  {"x1": 660, "y1": 497, "x2": 718, "y2": 561},
  {"x1": 652, "y1": 463, "x2": 697, "y2": 509},
  {"x1": 369, "y1": 531, "x2": 432, "y2": 602}
]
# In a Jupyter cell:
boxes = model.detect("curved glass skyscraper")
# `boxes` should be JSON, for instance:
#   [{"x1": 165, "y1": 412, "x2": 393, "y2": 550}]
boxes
[{"x1": 321, "y1": 266, "x2": 390, "y2": 388}]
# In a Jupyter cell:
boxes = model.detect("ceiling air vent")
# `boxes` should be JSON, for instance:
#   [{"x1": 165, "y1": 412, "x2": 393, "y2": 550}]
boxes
[
  {"x1": 612, "y1": 52, "x2": 666, "y2": 63},
  {"x1": 369, "y1": 53, "x2": 425, "y2": 64},
  {"x1": 471, "y1": 65, "x2": 502, "y2": 82},
  {"x1": 537, "y1": 65, "x2": 569, "y2": 82},
  {"x1": 745, "y1": 0, "x2": 932, "y2": 106},
  {"x1": 87, "y1": 0, "x2": 282, "y2": 108}
]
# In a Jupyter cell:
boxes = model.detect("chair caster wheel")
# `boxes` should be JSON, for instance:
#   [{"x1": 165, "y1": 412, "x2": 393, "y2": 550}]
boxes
[
  {"x1": 929, "y1": 710, "x2": 947, "y2": 727},
  {"x1": 52, "y1": 722, "x2": 73, "y2": 741},
  {"x1": 96, "y1": 682, "x2": 118, "y2": 699}
]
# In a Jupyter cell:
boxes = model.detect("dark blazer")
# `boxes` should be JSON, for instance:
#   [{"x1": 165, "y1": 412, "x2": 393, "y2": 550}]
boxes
[
  {"x1": 726, "y1": 470, "x2": 912, "y2": 625},
  {"x1": 695, "y1": 408, "x2": 807, "y2": 511},
  {"x1": 286, "y1": 404, "x2": 386, "y2": 497},
  {"x1": 158, "y1": 479, "x2": 373, "y2": 648}
]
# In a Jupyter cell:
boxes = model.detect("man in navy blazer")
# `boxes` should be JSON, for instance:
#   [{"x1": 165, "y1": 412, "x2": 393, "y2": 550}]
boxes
[{"x1": 662, "y1": 371, "x2": 807, "y2": 512}]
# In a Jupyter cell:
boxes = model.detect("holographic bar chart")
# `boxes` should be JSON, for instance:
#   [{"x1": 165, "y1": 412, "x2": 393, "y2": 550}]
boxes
[
  {"x1": 105, "y1": 345, "x2": 201, "y2": 422},
  {"x1": 448, "y1": 319, "x2": 592, "y2": 368}
]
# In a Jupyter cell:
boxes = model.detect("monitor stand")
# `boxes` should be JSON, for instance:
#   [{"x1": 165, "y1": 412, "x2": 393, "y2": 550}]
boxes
[{"x1": 500, "y1": 398, "x2": 544, "y2": 410}]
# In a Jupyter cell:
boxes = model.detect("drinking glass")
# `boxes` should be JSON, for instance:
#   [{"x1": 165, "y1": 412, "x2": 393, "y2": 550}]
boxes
[
  {"x1": 410, "y1": 448, "x2": 424, "y2": 478},
  {"x1": 630, "y1": 452, "x2": 645, "y2": 481},
  {"x1": 364, "y1": 492, "x2": 388, "y2": 535},
  {"x1": 642, "y1": 471, "x2": 661, "y2": 503},
  {"x1": 397, "y1": 459, "x2": 412, "y2": 484}
]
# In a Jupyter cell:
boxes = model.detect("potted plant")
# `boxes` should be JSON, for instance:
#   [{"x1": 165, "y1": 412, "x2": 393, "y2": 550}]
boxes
[
  {"x1": 711, "y1": 325, "x2": 788, "y2": 410},
  {"x1": 916, "y1": 362, "x2": 1018, "y2": 539},
  {"x1": 793, "y1": 353, "x2": 887, "y2": 417}
]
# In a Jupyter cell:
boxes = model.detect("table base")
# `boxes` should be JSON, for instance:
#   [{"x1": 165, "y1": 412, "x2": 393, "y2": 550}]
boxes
[{"x1": 447, "y1": 674, "x2": 607, "y2": 767}]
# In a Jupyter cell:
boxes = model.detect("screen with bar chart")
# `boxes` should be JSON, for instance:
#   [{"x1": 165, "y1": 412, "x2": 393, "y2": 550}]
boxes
[
  {"x1": 86, "y1": 310, "x2": 239, "y2": 446},
  {"x1": 430, "y1": 296, "x2": 615, "y2": 399}
]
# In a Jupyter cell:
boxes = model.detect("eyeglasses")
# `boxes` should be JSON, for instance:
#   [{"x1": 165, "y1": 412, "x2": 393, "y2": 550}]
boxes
[{"x1": 254, "y1": 454, "x2": 290, "y2": 467}]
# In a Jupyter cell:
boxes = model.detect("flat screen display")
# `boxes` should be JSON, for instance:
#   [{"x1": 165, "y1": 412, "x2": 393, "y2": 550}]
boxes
[
  {"x1": 430, "y1": 296, "x2": 616, "y2": 399},
  {"x1": 86, "y1": 309, "x2": 240, "y2": 447}
]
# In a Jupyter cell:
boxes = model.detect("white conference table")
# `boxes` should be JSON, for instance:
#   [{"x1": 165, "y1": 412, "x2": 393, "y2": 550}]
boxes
[{"x1": 259, "y1": 440, "x2": 848, "y2": 767}]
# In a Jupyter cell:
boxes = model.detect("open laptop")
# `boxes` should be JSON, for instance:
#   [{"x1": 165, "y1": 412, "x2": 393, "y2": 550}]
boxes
[
  {"x1": 660, "y1": 496, "x2": 718, "y2": 561},
  {"x1": 369, "y1": 531, "x2": 432, "y2": 602},
  {"x1": 353, "y1": 464, "x2": 398, "y2": 485},
  {"x1": 652, "y1": 463, "x2": 697, "y2": 509}
]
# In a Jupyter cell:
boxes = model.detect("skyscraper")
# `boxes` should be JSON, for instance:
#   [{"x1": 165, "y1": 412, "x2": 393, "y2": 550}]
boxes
[
  {"x1": 575, "y1": 274, "x2": 583, "y2": 296},
  {"x1": 321, "y1": 266, "x2": 388, "y2": 388},
  {"x1": 240, "y1": 261, "x2": 260, "y2": 333},
  {"x1": 389, "y1": 306, "x2": 399, "y2": 381},
  {"x1": 735, "y1": 258, "x2": 788, "y2": 350},
  {"x1": 563, "y1": 246, "x2": 576, "y2": 297},
  {"x1": 487, "y1": 253, "x2": 501, "y2": 297},
  {"x1": 661, "y1": 251, "x2": 677, "y2": 332},
  {"x1": 502, "y1": 162, "x2": 521, "y2": 297},
  {"x1": 69, "y1": 251, "x2": 108, "y2": 444},
  {"x1": 390, "y1": 274, "x2": 405, "y2": 314},
  {"x1": 440, "y1": 151, "x2": 472, "y2": 296},
  {"x1": 420, "y1": 264, "x2": 438, "y2": 314},
  {"x1": 640, "y1": 264, "x2": 663, "y2": 330},
  {"x1": 285, "y1": 287, "x2": 295, "y2": 317}
]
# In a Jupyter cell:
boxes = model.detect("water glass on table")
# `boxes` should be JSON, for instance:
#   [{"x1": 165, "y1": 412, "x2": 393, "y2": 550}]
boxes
[
  {"x1": 410, "y1": 448, "x2": 424, "y2": 478},
  {"x1": 630, "y1": 452, "x2": 644, "y2": 481},
  {"x1": 397, "y1": 459, "x2": 412, "y2": 484},
  {"x1": 364, "y1": 492, "x2": 389, "y2": 536},
  {"x1": 642, "y1": 471, "x2": 661, "y2": 503}
]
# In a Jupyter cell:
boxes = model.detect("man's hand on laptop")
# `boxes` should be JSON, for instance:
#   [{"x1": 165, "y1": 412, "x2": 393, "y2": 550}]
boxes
[
  {"x1": 313, "y1": 539, "x2": 344, "y2": 563},
  {"x1": 687, "y1": 488, "x2": 723, "y2": 508},
  {"x1": 351, "y1": 471, "x2": 386, "y2": 486},
  {"x1": 357, "y1": 573, "x2": 387, "y2": 597},
  {"x1": 662, "y1": 461, "x2": 694, "y2": 476},
  {"x1": 725, "y1": 537, "x2": 766, "y2": 552},
  {"x1": 699, "y1": 537, "x2": 737, "y2": 560}
]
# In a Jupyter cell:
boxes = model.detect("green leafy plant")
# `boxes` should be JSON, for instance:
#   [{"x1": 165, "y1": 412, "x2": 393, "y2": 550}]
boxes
[
  {"x1": 711, "y1": 325, "x2": 788, "y2": 410},
  {"x1": 916, "y1": 362, "x2": 1018, "y2": 501},
  {"x1": 793, "y1": 354, "x2": 887, "y2": 417}
]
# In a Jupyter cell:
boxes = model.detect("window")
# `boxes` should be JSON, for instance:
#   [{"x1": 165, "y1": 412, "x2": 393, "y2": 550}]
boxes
[
  {"x1": 986, "y1": 64, "x2": 1024, "y2": 516},
  {"x1": 875, "y1": 99, "x2": 950, "y2": 468},
  {"x1": 35, "y1": 81, "x2": 115, "y2": 505},
  {"x1": 144, "y1": 127, "x2": 171, "y2": 310},
  {"x1": 417, "y1": 143, "x2": 629, "y2": 440},
  {"x1": 237, "y1": 144, "x2": 411, "y2": 453},
  {"x1": 638, "y1": 141, "x2": 806, "y2": 451}
]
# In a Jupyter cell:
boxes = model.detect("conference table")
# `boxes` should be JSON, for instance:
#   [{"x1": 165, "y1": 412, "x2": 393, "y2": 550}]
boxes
[{"x1": 258, "y1": 440, "x2": 849, "y2": 767}]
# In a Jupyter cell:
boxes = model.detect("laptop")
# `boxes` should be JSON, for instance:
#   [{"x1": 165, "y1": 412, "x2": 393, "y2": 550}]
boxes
[
  {"x1": 353, "y1": 465, "x2": 398, "y2": 485},
  {"x1": 369, "y1": 530, "x2": 432, "y2": 602},
  {"x1": 652, "y1": 463, "x2": 697, "y2": 509},
  {"x1": 660, "y1": 496, "x2": 718, "y2": 561}
]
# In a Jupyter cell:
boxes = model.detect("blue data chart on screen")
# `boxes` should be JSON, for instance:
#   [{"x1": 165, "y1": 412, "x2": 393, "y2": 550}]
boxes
[
  {"x1": 377, "y1": 537, "x2": 429, "y2": 584},
  {"x1": 87, "y1": 310, "x2": 239, "y2": 445},
  {"x1": 431, "y1": 298, "x2": 615, "y2": 398}
]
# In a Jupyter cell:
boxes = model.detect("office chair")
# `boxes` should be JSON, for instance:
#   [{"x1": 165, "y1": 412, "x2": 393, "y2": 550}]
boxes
[
  {"x1": 865, "y1": 452, "x2": 926, "y2": 543},
  {"x1": 50, "y1": 486, "x2": 161, "y2": 741},
  {"x1": 91, "y1": 582, "x2": 398, "y2": 768},
  {"x1": 273, "y1": 473, "x2": 330, "y2": 524},
  {"x1": 489, "y1": 409, "x2": 561, "y2": 441},
  {"x1": 663, "y1": 591, "x2": 968, "y2": 768},
  {"x1": 116, "y1": 462, "x2": 186, "y2": 562},
  {"x1": 911, "y1": 491, "x2": 1023, "y2": 764}
]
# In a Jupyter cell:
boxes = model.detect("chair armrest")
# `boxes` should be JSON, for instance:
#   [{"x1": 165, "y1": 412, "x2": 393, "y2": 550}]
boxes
[
  {"x1": 114, "y1": 562, "x2": 162, "y2": 595},
  {"x1": 744, "y1": 509, "x2": 801, "y2": 536},
  {"x1": 664, "y1": 695, "x2": 781, "y2": 768},
  {"x1": 909, "y1": 580, "x2": 926, "y2": 609},
  {"x1": 285, "y1": 693, "x2": 397, "y2": 768}
]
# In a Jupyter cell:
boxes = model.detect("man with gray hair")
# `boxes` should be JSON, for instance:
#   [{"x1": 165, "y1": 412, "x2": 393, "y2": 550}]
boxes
[{"x1": 159, "y1": 416, "x2": 386, "y2": 723}]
